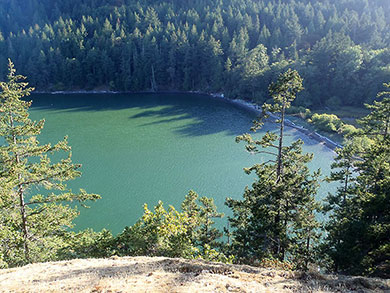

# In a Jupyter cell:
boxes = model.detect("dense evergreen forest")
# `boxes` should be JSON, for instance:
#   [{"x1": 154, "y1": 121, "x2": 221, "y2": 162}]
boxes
[{"x1": 0, "y1": 0, "x2": 389, "y2": 108}]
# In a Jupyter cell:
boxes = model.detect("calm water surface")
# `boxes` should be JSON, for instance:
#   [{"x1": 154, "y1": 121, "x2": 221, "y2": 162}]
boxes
[{"x1": 29, "y1": 93, "x2": 335, "y2": 234}]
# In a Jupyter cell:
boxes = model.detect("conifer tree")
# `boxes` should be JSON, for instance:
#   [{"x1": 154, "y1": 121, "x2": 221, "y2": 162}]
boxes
[
  {"x1": 359, "y1": 82, "x2": 390, "y2": 139},
  {"x1": 324, "y1": 83, "x2": 390, "y2": 277},
  {"x1": 181, "y1": 190, "x2": 224, "y2": 251},
  {"x1": 227, "y1": 70, "x2": 319, "y2": 268},
  {"x1": 0, "y1": 60, "x2": 99, "y2": 266},
  {"x1": 227, "y1": 69, "x2": 321, "y2": 269},
  {"x1": 322, "y1": 143, "x2": 358, "y2": 272}
]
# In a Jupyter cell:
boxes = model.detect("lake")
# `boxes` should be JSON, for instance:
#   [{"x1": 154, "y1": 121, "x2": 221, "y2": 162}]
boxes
[{"x1": 29, "y1": 93, "x2": 336, "y2": 234}]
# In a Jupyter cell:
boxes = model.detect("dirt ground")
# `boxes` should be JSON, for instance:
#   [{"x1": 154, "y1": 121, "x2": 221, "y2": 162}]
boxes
[{"x1": 0, "y1": 256, "x2": 389, "y2": 292}]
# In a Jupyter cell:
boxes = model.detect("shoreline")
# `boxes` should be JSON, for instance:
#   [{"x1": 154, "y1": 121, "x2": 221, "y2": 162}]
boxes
[
  {"x1": 34, "y1": 89, "x2": 212, "y2": 95},
  {"x1": 34, "y1": 89, "x2": 342, "y2": 151},
  {"x1": 210, "y1": 93, "x2": 343, "y2": 151}
]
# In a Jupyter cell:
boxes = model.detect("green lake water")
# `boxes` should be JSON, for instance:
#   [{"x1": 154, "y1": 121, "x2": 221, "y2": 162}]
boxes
[{"x1": 29, "y1": 93, "x2": 336, "y2": 234}]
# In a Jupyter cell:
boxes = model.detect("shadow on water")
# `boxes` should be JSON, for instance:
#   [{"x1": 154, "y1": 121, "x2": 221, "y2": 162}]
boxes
[
  {"x1": 30, "y1": 92, "x2": 260, "y2": 137},
  {"x1": 28, "y1": 92, "x2": 336, "y2": 233},
  {"x1": 29, "y1": 92, "x2": 333, "y2": 151}
]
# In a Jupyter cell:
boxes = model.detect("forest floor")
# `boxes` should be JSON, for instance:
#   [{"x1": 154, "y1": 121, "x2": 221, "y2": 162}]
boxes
[{"x1": 0, "y1": 256, "x2": 389, "y2": 292}]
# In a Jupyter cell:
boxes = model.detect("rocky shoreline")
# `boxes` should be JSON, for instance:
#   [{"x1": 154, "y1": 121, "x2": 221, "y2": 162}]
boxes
[{"x1": 210, "y1": 93, "x2": 343, "y2": 151}]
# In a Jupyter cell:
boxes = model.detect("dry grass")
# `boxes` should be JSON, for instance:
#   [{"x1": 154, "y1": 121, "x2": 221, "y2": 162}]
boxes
[{"x1": 0, "y1": 256, "x2": 389, "y2": 292}]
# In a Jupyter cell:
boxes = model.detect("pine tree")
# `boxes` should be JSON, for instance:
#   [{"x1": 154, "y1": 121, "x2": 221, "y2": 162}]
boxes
[
  {"x1": 324, "y1": 83, "x2": 390, "y2": 277},
  {"x1": 350, "y1": 84, "x2": 389, "y2": 277},
  {"x1": 322, "y1": 143, "x2": 358, "y2": 272},
  {"x1": 359, "y1": 82, "x2": 390, "y2": 139},
  {"x1": 0, "y1": 60, "x2": 99, "y2": 266},
  {"x1": 227, "y1": 69, "x2": 321, "y2": 269},
  {"x1": 181, "y1": 190, "x2": 224, "y2": 251}
]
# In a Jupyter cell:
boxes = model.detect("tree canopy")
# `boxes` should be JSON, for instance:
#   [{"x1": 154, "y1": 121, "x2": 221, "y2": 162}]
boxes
[
  {"x1": 323, "y1": 83, "x2": 390, "y2": 277},
  {"x1": 0, "y1": 60, "x2": 100, "y2": 267},
  {"x1": 0, "y1": 0, "x2": 389, "y2": 108},
  {"x1": 227, "y1": 69, "x2": 321, "y2": 270}
]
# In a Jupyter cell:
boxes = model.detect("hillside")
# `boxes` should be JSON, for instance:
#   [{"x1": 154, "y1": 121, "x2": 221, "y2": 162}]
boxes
[
  {"x1": 1, "y1": 0, "x2": 389, "y2": 107},
  {"x1": 0, "y1": 257, "x2": 389, "y2": 292}
]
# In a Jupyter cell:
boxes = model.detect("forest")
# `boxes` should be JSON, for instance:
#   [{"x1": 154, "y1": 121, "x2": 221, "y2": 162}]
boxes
[
  {"x1": 0, "y1": 0, "x2": 389, "y2": 281},
  {"x1": 0, "y1": 0, "x2": 389, "y2": 108}
]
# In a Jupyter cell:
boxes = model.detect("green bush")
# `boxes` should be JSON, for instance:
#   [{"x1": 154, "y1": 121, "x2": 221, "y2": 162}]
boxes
[
  {"x1": 339, "y1": 123, "x2": 358, "y2": 136},
  {"x1": 202, "y1": 244, "x2": 234, "y2": 264},
  {"x1": 286, "y1": 106, "x2": 312, "y2": 119},
  {"x1": 58, "y1": 229, "x2": 116, "y2": 260},
  {"x1": 115, "y1": 191, "x2": 229, "y2": 261},
  {"x1": 116, "y1": 201, "x2": 198, "y2": 258},
  {"x1": 308, "y1": 113, "x2": 343, "y2": 132}
]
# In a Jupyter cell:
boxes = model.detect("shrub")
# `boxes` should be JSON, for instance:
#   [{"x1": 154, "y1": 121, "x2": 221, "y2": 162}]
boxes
[
  {"x1": 58, "y1": 229, "x2": 116, "y2": 260},
  {"x1": 286, "y1": 106, "x2": 312, "y2": 119},
  {"x1": 339, "y1": 124, "x2": 358, "y2": 136},
  {"x1": 116, "y1": 191, "x2": 225, "y2": 260},
  {"x1": 116, "y1": 201, "x2": 197, "y2": 258},
  {"x1": 308, "y1": 113, "x2": 343, "y2": 132},
  {"x1": 202, "y1": 244, "x2": 234, "y2": 264}
]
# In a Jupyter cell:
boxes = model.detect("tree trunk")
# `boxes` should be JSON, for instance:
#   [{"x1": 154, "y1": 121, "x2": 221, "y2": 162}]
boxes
[
  {"x1": 18, "y1": 184, "x2": 30, "y2": 261},
  {"x1": 10, "y1": 112, "x2": 30, "y2": 261},
  {"x1": 305, "y1": 230, "x2": 311, "y2": 270},
  {"x1": 275, "y1": 100, "x2": 286, "y2": 260},
  {"x1": 151, "y1": 64, "x2": 157, "y2": 92},
  {"x1": 343, "y1": 166, "x2": 349, "y2": 204},
  {"x1": 276, "y1": 101, "x2": 285, "y2": 182}
]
